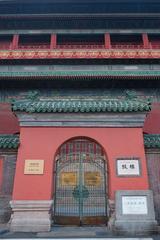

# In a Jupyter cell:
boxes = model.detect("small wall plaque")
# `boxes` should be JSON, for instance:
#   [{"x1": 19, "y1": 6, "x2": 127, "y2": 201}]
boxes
[
  {"x1": 117, "y1": 158, "x2": 140, "y2": 176},
  {"x1": 24, "y1": 160, "x2": 44, "y2": 175},
  {"x1": 122, "y1": 196, "x2": 148, "y2": 215}
]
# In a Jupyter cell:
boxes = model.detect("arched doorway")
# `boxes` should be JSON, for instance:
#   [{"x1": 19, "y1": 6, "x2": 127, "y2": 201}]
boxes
[{"x1": 53, "y1": 138, "x2": 108, "y2": 225}]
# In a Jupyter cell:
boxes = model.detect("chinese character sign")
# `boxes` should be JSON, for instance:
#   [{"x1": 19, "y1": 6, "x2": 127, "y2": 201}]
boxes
[{"x1": 117, "y1": 159, "x2": 140, "y2": 176}]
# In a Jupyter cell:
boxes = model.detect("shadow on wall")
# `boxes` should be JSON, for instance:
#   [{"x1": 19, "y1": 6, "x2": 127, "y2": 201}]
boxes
[
  {"x1": 143, "y1": 102, "x2": 160, "y2": 134},
  {"x1": 0, "y1": 103, "x2": 19, "y2": 134}
]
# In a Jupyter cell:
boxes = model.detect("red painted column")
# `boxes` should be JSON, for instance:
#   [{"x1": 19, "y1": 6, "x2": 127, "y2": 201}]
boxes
[
  {"x1": 12, "y1": 35, "x2": 19, "y2": 50},
  {"x1": 104, "y1": 33, "x2": 111, "y2": 49},
  {"x1": 142, "y1": 33, "x2": 150, "y2": 49},
  {"x1": 50, "y1": 34, "x2": 57, "y2": 49}
]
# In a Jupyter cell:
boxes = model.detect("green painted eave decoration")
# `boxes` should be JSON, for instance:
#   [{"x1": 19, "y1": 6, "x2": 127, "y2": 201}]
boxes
[
  {"x1": 0, "y1": 135, "x2": 19, "y2": 149},
  {"x1": 144, "y1": 134, "x2": 160, "y2": 148},
  {"x1": 12, "y1": 99, "x2": 151, "y2": 113},
  {"x1": 1, "y1": 70, "x2": 160, "y2": 77}
]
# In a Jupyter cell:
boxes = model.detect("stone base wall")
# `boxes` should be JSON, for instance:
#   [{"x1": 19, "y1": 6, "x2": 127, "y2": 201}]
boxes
[
  {"x1": 114, "y1": 190, "x2": 158, "y2": 236},
  {"x1": 115, "y1": 220, "x2": 157, "y2": 236},
  {"x1": 0, "y1": 151, "x2": 17, "y2": 223},
  {"x1": 0, "y1": 195, "x2": 11, "y2": 223},
  {"x1": 107, "y1": 199, "x2": 116, "y2": 230},
  {"x1": 10, "y1": 200, "x2": 53, "y2": 232}
]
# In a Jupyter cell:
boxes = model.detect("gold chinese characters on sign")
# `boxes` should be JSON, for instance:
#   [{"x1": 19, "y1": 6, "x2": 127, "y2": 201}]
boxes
[
  {"x1": 84, "y1": 172, "x2": 101, "y2": 186},
  {"x1": 61, "y1": 172, "x2": 77, "y2": 186},
  {"x1": 24, "y1": 160, "x2": 44, "y2": 175}
]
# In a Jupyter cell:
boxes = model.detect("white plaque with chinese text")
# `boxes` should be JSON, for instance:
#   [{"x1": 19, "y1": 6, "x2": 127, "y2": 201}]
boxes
[
  {"x1": 122, "y1": 196, "x2": 148, "y2": 215},
  {"x1": 117, "y1": 159, "x2": 140, "y2": 176},
  {"x1": 24, "y1": 160, "x2": 44, "y2": 175}
]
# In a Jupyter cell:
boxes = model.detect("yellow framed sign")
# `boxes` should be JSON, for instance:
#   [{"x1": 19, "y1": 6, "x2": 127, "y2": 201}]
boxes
[
  {"x1": 84, "y1": 171, "x2": 101, "y2": 186},
  {"x1": 60, "y1": 172, "x2": 77, "y2": 186}
]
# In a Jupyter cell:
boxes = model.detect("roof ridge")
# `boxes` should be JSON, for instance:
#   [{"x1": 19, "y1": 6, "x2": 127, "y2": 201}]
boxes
[{"x1": 12, "y1": 98, "x2": 151, "y2": 113}]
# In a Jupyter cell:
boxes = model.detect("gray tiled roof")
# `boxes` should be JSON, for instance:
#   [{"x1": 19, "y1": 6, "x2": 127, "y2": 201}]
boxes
[
  {"x1": 12, "y1": 99, "x2": 151, "y2": 113},
  {"x1": 0, "y1": 135, "x2": 19, "y2": 149}
]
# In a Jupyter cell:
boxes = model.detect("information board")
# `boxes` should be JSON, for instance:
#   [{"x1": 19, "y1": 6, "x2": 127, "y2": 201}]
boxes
[
  {"x1": 24, "y1": 159, "x2": 44, "y2": 175},
  {"x1": 122, "y1": 196, "x2": 148, "y2": 215}
]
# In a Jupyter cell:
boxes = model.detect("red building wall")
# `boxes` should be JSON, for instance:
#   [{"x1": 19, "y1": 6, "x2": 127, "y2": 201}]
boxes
[{"x1": 12, "y1": 127, "x2": 149, "y2": 200}]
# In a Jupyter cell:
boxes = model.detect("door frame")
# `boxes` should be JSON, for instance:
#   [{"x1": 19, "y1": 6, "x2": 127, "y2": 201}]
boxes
[{"x1": 53, "y1": 149, "x2": 108, "y2": 225}]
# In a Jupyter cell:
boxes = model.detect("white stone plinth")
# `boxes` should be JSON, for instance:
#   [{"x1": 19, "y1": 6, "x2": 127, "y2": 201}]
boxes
[{"x1": 10, "y1": 200, "x2": 53, "y2": 232}]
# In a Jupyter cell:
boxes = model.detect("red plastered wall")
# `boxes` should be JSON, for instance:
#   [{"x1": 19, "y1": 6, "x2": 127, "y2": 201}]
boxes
[{"x1": 12, "y1": 127, "x2": 149, "y2": 200}]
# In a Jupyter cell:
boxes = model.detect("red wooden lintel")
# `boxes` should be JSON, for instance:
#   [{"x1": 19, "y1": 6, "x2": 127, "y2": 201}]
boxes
[
  {"x1": 104, "y1": 33, "x2": 111, "y2": 49},
  {"x1": 50, "y1": 34, "x2": 57, "y2": 49},
  {"x1": 142, "y1": 33, "x2": 150, "y2": 49}
]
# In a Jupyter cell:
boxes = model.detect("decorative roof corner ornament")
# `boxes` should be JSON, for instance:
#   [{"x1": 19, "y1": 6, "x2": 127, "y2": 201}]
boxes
[
  {"x1": 27, "y1": 90, "x2": 40, "y2": 101},
  {"x1": 146, "y1": 97, "x2": 152, "y2": 104},
  {"x1": 124, "y1": 90, "x2": 137, "y2": 100},
  {"x1": 8, "y1": 98, "x2": 16, "y2": 105}
]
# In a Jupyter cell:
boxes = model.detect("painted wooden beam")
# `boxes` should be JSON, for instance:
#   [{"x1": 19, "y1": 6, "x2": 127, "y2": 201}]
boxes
[{"x1": 0, "y1": 49, "x2": 160, "y2": 59}]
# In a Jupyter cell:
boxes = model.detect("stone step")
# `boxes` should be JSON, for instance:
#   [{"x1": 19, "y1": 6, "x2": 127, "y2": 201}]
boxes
[{"x1": 2, "y1": 238, "x2": 154, "y2": 240}]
